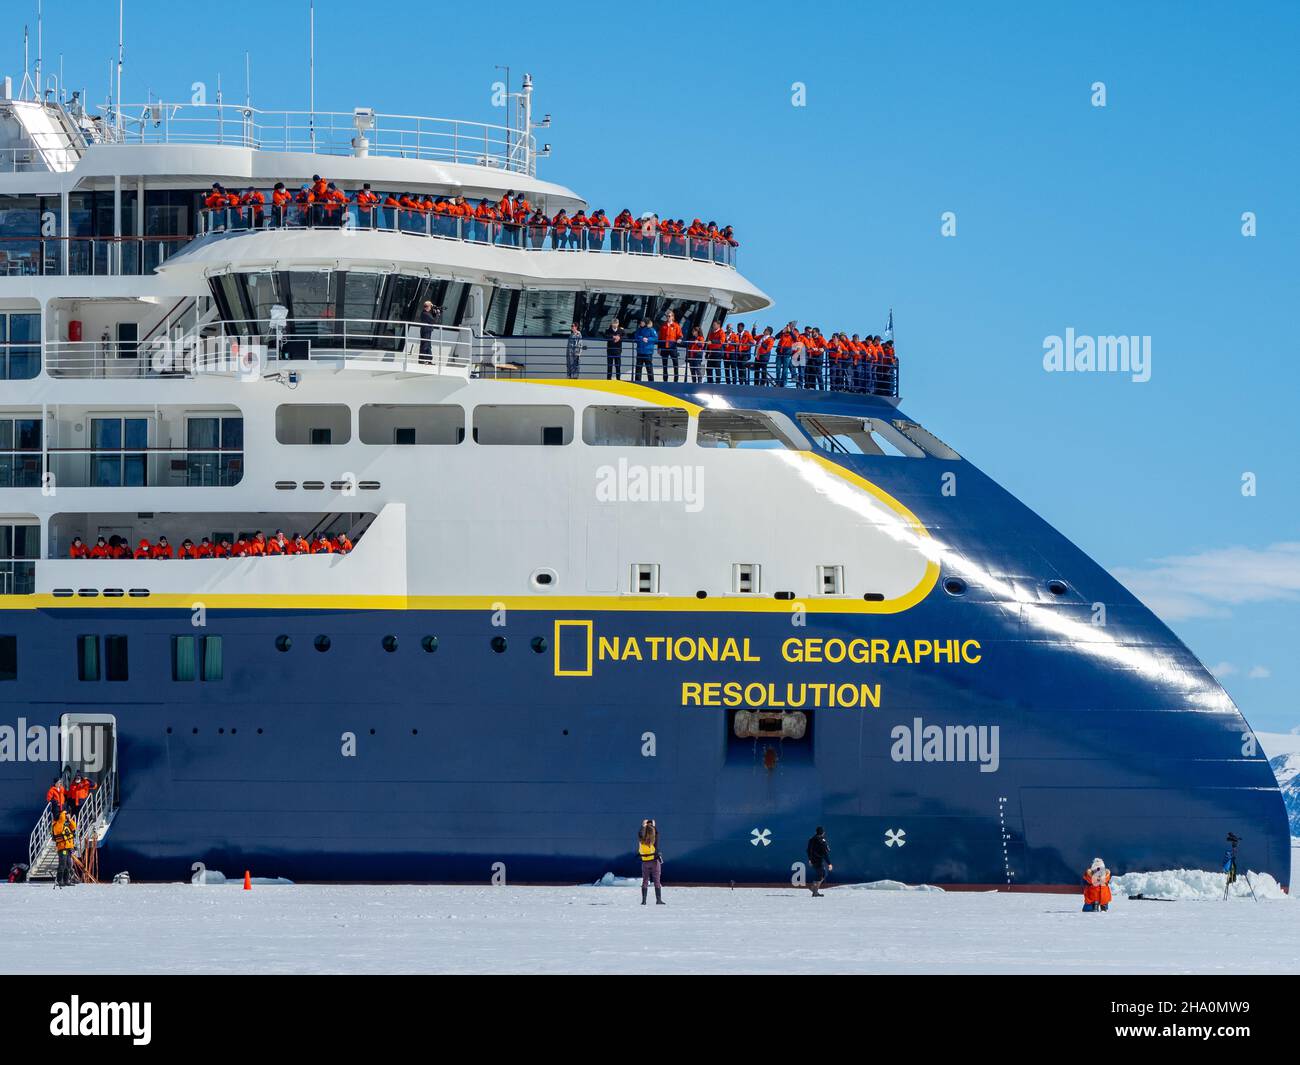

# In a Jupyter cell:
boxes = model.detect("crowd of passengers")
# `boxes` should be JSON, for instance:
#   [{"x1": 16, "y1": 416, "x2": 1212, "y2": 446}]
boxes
[
  {"x1": 66, "y1": 530, "x2": 356, "y2": 560},
  {"x1": 573, "y1": 314, "x2": 897, "y2": 390},
  {"x1": 203, "y1": 179, "x2": 739, "y2": 256}
]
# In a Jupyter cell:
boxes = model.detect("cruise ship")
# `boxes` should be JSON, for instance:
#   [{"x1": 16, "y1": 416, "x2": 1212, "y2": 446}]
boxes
[{"x1": 0, "y1": 71, "x2": 1289, "y2": 889}]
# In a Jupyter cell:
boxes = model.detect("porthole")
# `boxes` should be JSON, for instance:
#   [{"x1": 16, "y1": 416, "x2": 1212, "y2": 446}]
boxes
[
  {"x1": 421, "y1": 635, "x2": 439, "y2": 653},
  {"x1": 491, "y1": 636, "x2": 508, "y2": 654},
  {"x1": 166, "y1": 727, "x2": 173, "y2": 735},
  {"x1": 696, "y1": 590, "x2": 708, "y2": 599},
  {"x1": 1047, "y1": 579, "x2": 1069, "y2": 597},
  {"x1": 530, "y1": 636, "x2": 548, "y2": 654},
  {"x1": 314, "y1": 635, "x2": 331, "y2": 653},
  {"x1": 257, "y1": 728, "x2": 264, "y2": 735},
  {"x1": 943, "y1": 577, "x2": 968, "y2": 597},
  {"x1": 382, "y1": 635, "x2": 398, "y2": 653},
  {"x1": 275, "y1": 635, "x2": 293, "y2": 652},
  {"x1": 531, "y1": 568, "x2": 557, "y2": 590}
]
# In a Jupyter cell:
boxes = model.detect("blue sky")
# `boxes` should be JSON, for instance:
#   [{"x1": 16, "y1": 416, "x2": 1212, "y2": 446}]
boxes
[{"x1": 18, "y1": 1, "x2": 1300, "y2": 732}]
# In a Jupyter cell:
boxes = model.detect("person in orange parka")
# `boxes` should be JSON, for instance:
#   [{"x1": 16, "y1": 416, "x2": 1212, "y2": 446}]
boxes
[{"x1": 1082, "y1": 857, "x2": 1112, "y2": 912}]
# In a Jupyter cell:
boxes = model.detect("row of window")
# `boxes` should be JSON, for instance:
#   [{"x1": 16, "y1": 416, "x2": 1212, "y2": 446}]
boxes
[
  {"x1": 0, "y1": 631, "x2": 566, "y2": 680},
  {"x1": 276, "y1": 403, "x2": 796, "y2": 450},
  {"x1": 210, "y1": 270, "x2": 722, "y2": 342},
  {"x1": 629, "y1": 563, "x2": 847, "y2": 596}
]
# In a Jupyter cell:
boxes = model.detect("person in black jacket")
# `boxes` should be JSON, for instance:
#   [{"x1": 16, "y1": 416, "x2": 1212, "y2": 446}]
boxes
[
  {"x1": 604, "y1": 318, "x2": 625, "y2": 380},
  {"x1": 417, "y1": 300, "x2": 441, "y2": 363},
  {"x1": 806, "y1": 826, "x2": 832, "y2": 897}
]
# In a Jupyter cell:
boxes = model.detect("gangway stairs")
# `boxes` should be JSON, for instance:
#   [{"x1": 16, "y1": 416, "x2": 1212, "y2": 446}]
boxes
[{"x1": 26, "y1": 778, "x2": 116, "y2": 883}]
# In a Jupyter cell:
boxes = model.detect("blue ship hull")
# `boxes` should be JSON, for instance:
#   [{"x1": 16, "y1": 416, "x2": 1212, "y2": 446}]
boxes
[{"x1": 1, "y1": 386, "x2": 1289, "y2": 888}]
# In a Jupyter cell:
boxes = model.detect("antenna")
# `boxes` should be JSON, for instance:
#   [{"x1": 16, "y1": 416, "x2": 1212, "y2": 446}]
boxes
[
  {"x1": 308, "y1": 0, "x2": 316, "y2": 151},
  {"x1": 116, "y1": 0, "x2": 124, "y2": 137},
  {"x1": 35, "y1": 0, "x2": 42, "y2": 102},
  {"x1": 245, "y1": 51, "x2": 252, "y2": 109}
]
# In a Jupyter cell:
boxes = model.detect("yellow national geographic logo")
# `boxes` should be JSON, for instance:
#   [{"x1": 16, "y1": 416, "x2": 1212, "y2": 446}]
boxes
[{"x1": 553, "y1": 620, "x2": 593, "y2": 677}]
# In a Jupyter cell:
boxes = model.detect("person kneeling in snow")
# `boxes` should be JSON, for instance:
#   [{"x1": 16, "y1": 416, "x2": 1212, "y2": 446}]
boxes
[{"x1": 1082, "y1": 857, "x2": 1111, "y2": 912}]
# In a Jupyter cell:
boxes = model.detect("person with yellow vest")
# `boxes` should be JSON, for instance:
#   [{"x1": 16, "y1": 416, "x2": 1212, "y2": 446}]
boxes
[
  {"x1": 638, "y1": 819, "x2": 665, "y2": 906},
  {"x1": 52, "y1": 808, "x2": 77, "y2": 886}
]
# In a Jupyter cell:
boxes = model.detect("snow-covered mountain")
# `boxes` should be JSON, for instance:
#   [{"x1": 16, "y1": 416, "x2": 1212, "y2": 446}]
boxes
[{"x1": 1268, "y1": 751, "x2": 1300, "y2": 840}]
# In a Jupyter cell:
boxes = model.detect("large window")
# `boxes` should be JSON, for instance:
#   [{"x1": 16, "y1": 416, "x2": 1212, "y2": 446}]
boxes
[
  {"x1": 0, "y1": 635, "x2": 15, "y2": 680},
  {"x1": 90, "y1": 417, "x2": 148, "y2": 487},
  {"x1": 0, "y1": 522, "x2": 38, "y2": 594},
  {"x1": 697, "y1": 410, "x2": 798, "y2": 450},
  {"x1": 186, "y1": 415, "x2": 244, "y2": 485},
  {"x1": 276, "y1": 404, "x2": 351, "y2": 445},
  {"x1": 214, "y1": 271, "x2": 472, "y2": 338},
  {"x1": 173, "y1": 635, "x2": 223, "y2": 682},
  {"x1": 0, "y1": 312, "x2": 40, "y2": 379},
  {"x1": 582, "y1": 406, "x2": 688, "y2": 447},
  {"x1": 0, "y1": 417, "x2": 42, "y2": 487},
  {"x1": 473, "y1": 405, "x2": 573, "y2": 446},
  {"x1": 359, "y1": 404, "x2": 464, "y2": 445}
]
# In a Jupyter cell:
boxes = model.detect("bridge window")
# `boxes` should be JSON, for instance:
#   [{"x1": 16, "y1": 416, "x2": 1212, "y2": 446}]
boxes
[
  {"x1": 359, "y1": 404, "x2": 464, "y2": 445},
  {"x1": 0, "y1": 635, "x2": 15, "y2": 680},
  {"x1": 582, "y1": 406, "x2": 688, "y2": 447},
  {"x1": 276, "y1": 404, "x2": 351, "y2": 445},
  {"x1": 697, "y1": 410, "x2": 797, "y2": 450},
  {"x1": 473, "y1": 405, "x2": 573, "y2": 446}
]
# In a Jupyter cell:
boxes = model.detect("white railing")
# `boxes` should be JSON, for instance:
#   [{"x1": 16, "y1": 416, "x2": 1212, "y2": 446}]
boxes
[
  {"x1": 44, "y1": 339, "x2": 196, "y2": 379},
  {"x1": 103, "y1": 102, "x2": 537, "y2": 175},
  {"x1": 195, "y1": 318, "x2": 474, "y2": 376},
  {"x1": 27, "y1": 800, "x2": 53, "y2": 872},
  {"x1": 198, "y1": 204, "x2": 740, "y2": 269}
]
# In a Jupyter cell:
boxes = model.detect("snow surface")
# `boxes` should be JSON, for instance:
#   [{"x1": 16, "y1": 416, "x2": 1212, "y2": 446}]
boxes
[
  {"x1": 1, "y1": 878, "x2": 1297, "y2": 975},
  {"x1": 1112, "y1": 868, "x2": 1287, "y2": 901}
]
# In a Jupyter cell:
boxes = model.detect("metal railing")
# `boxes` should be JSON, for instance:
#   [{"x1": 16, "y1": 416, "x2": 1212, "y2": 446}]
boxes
[
  {"x1": 44, "y1": 339, "x2": 195, "y2": 379},
  {"x1": 473, "y1": 335, "x2": 899, "y2": 398},
  {"x1": 198, "y1": 204, "x2": 739, "y2": 269},
  {"x1": 27, "y1": 801, "x2": 54, "y2": 873},
  {"x1": 106, "y1": 102, "x2": 537, "y2": 175},
  {"x1": 45, "y1": 448, "x2": 244, "y2": 489},
  {"x1": 197, "y1": 317, "x2": 473, "y2": 375},
  {"x1": 0, "y1": 145, "x2": 81, "y2": 173},
  {"x1": 0, "y1": 235, "x2": 192, "y2": 277}
]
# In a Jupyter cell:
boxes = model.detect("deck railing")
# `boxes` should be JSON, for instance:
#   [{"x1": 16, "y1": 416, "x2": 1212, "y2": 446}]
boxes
[
  {"x1": 104, "y1": 103, "x2": 537, "y2": 175},
  {"x1": 198, "y1": 203, "x2": 739, "y2": 269}
]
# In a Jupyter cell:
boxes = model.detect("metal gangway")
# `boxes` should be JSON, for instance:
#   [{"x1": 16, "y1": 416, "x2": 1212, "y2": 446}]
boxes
[{"x1": 27, "y1": 776, "x2": 116, "y2": 883}]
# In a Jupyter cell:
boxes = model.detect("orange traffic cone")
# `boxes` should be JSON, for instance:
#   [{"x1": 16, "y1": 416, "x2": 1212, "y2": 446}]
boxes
[{"x1": 243, "y1": 870, "x2": 252, "y2": 890}]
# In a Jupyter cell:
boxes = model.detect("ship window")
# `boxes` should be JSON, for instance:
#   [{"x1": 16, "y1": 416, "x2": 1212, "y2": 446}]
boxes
[
  {"x1": 473, "y1": 405, "x2": 573, "y2": 446},
  {"x1": 0, "y1": 313, "x2": 40, "y2": 380},
  {"x1": 818, "y1": 565, "x2": 845, "y2": 595},
  {"x1": 796, "y1": 414, "x2": 930, "y2": 458},
  {"x1": 733, "y1": 564, "x2": 761, "y2": 594},
  {"x1": 105, "y1": 635, "x2": 129, "y2": 681},
  {"x1": 276, "y1": 404, "x2": 351, "y2": 445},
  {"x1": 172, "y1": 636, "x2": 197, "y2": 681},
  {"x1": 697, "y1": 410, "x2": 796, "y2": 450},
  {"x1": 516, "y1": 291, "x2": 577, "y2": 337},
  {"x1": 484, "y1": 288, "x2": 520, "y2": 336},
  {"x1": 275, "y1": 635, "x2": 292, "y2": 653},
  {"x1": 631, "y1": 563, "x2": 660, "y2": 594},
  {"x1": 90, "y1": 417, "x2": 149, "y2": 487},
  {"x1": 202, "y1": 636, "x2": 223, "y2": 681},
  {"x1": 77, "y1": 636, "x2": 99, "y2": 681},
  {"x1": 582, "y1": 406, "x2": 688, "y2": 447},
  {"x1": 314, "y1": 635, "x2": 331, "y2": 653},
  {"x1": 491, "y1": 636, "x2": 507, "y2": 653},
  {"x1": 382, "y1": 635, "x2": 398, "y2": 653},
  {"x1": 359, "y1": 404, "x2": 464, "y2": 445},
  {"x1": 421, "y1": 636, "x2": 439, "y2": 653},
  {"x1": 0, "y1": 418, "x2": 43, "y2": 488},
  {"x1": 0, "y1": 635, "x2": 16, "y2": 680}
]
